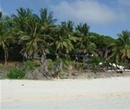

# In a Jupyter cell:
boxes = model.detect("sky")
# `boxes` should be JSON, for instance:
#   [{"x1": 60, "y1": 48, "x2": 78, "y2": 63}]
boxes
[{"x1": 0, "y1": 0, "x2": 130, "y2": 38}]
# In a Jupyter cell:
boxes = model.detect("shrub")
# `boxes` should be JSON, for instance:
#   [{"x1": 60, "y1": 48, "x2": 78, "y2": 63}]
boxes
[
  {"x1": 48, "y1": 59, "x2": 54, "y2": 71},
  {"x1": 64, "y1": 59, "x2": 72, "y2": 67},
  {"x1": 77, "y1": 62, "x2": 83, "y2": 71},
  {"x1": 55, "y1": 58, "x2": 63, "y2": 71},
  {"x1": 24, "y1": 60, "x2": 35, "y2": 71},
  {"x1": 63, "y1": 59, "x2": 74, "y2": 71},
  {"x1": 90, "y1": 56, "x2": 101, "y2": 65},
  {"x1": 7, "y1": 68, "x2": 26, "y2": 79},
  {"x1": 89, "y1": 56, "x2": 101, "y2": 73}
]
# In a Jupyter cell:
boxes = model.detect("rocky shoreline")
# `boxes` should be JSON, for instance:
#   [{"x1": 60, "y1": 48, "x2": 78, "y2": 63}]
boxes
[{"x1": 1, "y1": 69, "x2": 130, "y2": 80}]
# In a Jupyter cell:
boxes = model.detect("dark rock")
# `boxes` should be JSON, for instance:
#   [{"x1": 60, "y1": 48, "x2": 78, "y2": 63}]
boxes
[{"x1": 116, "y1": 70, "x2": 123, "y2": 73}]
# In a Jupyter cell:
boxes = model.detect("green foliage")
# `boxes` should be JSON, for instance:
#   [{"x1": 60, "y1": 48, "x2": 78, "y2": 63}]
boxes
[
  {"x1": 90, "y1": 56, "x2": 101, "y2": 65},
  {"x1": 55, "y1": 58, "x2": 62, "y2": 64},
  {"x1": 64, "y1": 59, "x2": 72, "y2": 67},
  {"x1": 54, "y1": 58, "x2": 63, "y2": 71},
  {"x1": 89, "y1": 56, "x2": 101, "y2": 73},
  {"x1": 47, "y1": 59, "x2": 54, "y2": 71},
  {"x1": 7, "y1": 68, "x2": 26, "y2": 79},
  {"x1": 64, "y1": 58, "x2": 75, "y2": 71},
  {"x1": 24, "y1": 60, "x2": 35, "y2": 71},
  {"x1": 0, "y1": 7, "x2": 130, "y2": 70},
  {"x1": 77, "y1": 62, "x2": 83, "y2": 72}
]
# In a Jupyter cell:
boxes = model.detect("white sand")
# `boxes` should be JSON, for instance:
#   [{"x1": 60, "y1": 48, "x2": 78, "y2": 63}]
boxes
[{"x1": 1, "y1": 77, "x2": 130, "y2": 109}]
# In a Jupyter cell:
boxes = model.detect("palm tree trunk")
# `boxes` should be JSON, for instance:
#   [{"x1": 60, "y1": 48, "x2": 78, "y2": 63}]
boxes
[{"x1": 4, "y1": 49, "x2": 8, "y2": 65}]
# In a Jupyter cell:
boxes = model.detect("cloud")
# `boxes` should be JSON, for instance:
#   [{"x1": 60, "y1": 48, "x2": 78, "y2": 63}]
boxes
[{"x1": 51, "y1": 0, "x2": 129, "y2": 25}]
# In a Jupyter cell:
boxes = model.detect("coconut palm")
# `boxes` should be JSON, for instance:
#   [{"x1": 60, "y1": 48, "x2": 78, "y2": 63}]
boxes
[
  {"x1": 20, "y1": 14, "x2": 44, "y2": 59},
  {"x1": 75, "y1": 23, "x2": 96, "y2": 55},
  {"x1": 91, "y1": 32, "x2": 115, "y2": 62},
  {"x1": 38, "y1": 8, "x2": 57, "y2": 35},
  {"x1": 10, "y1": 8, "x2": 34, "y2": 59},
  {"x1": 10, "y1": 8, "x2": 54, "y2": 60},
  {"x1": 0, "y1": 17, "x2": 14, "y2": 64},
  {"x1": 37, "y1": 8, "x2": 57, "y2": 56},
  {"x1": 113, "y1": 30, "x2": 130, "y2": 63},
  {"x1": 52, "y1": 21, "x2": 77, "y2": 57}
]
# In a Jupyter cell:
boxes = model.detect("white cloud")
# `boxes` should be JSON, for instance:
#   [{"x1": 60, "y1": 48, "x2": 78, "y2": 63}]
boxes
[{"x1": 51, "y1": 0, "x2": 129, "y2": 25}]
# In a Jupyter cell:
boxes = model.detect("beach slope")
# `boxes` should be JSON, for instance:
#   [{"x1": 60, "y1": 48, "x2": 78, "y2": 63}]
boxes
[{"x1": 1, "y1": 77, "x2": 130, "y2": 109}]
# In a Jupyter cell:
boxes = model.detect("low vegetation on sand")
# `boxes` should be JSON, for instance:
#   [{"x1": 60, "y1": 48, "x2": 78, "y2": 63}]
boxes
[{"x1": 0, "y1": 58, "x2": 130, "y2": 80}]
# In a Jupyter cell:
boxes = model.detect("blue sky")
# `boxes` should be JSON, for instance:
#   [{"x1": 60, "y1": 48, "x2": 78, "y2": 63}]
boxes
[{"x1": 0, "y1": 0, "x2": 130, "y2": 38}]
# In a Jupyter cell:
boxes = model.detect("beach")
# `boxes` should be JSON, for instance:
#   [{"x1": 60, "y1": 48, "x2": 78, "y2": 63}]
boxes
[{"x1": 1, "y1": 77, "x2": 130, "y2": 109}]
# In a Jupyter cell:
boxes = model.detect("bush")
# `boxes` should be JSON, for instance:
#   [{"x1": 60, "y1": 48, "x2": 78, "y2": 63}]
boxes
[
  {"x1": 77, "y1": 62, "x2": 83, "y2": 71},
  {"x1": 24, "y1": 60, "x2": 35, "y2": 71},
  {"x1": 90, "y1": 56, "x2": 101, "y2": 65},
  {"x1": 89, "y1": 56, "x2": 101, "y2": 73},
  {"x1": 64, "y1": 59, "x2": 72, "y2": 67},
  {"x1": 48, "y1": 59, "x2": 54, "y2": 71},
  {"x1": 7, "y1": 68, "x2": 26, "y2": 79}
]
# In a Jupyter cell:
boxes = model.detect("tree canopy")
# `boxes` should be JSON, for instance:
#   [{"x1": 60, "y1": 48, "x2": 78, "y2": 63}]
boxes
[{"x1": 0, "y1": 7, "x2": 130, "y2": 65}]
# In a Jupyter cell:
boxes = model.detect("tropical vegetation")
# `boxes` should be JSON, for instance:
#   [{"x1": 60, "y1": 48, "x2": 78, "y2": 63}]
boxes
[{"x1": 0, "y1": 8, "x2": 130, "y2": 79}]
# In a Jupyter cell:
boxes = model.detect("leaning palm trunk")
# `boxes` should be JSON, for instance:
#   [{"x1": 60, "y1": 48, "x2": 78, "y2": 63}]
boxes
[
  {"x1": 41, "y1": 50, "x2": 48, "y2": 72},
  {"x1": 41, "y1": 50, "x2": 46, "y2": 64},
  {"x1": 4, "y1": 49, "x2": 8, "y2": 65},
  {"x1": 40, "y1": 50, "x2": 52, "y2": 79}
]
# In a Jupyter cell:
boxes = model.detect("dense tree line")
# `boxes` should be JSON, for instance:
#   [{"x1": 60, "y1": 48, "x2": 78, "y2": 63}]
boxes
[{"x1": 0, "y1": 8, "x2": 130, "y2": 66}]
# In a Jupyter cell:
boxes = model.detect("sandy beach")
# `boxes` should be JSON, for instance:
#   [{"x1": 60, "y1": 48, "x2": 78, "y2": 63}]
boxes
[{"x1": 1, "y1": 77, "x2": 130, "y2": 109}]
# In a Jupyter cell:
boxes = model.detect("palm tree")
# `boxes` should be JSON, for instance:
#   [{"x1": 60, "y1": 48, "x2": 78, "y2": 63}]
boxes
[
  {"x1": 52, "y1": 21, "x2": 77, "y2": 57},
  {"x1": 37, "y1": 8, "x2": 57, "y2": 57},
  {"x1": 91, "y1": 32, "x2": 115, "y2": 62},
  {"x1": 113, "y1": 30, "x2": 130, "y2": 63},
  {"x1": 10, "y1": 8, "x2": 34, "y2": 59},
  {"x1": 75, "y1": 23, "x2": 96, "y2": 55},
  {"x1": 11, "y1": 8, "x2": 57, "y2": 60},
  {"x1": 0, "y1": 17, "x2": 14, "y2": 65},
  {"x1": 39, "y1": 8, "x2": 57, "y2": 35},
  {"x1": 20, "y1": 14, "x2": 44, "y2": 59}
]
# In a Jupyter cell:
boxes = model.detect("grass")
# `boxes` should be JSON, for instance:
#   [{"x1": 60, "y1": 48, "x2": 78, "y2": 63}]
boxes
[
  {"x1": 0, "y1": 62, "x2": 17, "y2": 73},
  {"x1": 0, "y1": 64, "x2": 15, "y2": 79},
  {"x1": 0, "y1": 65, "x2": 14, "y2": 71}
]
